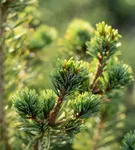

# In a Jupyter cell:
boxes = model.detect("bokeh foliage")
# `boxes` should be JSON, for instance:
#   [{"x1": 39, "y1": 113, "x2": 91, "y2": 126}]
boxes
[{"x1": 1, "y1": 0, "x2": 135, "y2": 150}]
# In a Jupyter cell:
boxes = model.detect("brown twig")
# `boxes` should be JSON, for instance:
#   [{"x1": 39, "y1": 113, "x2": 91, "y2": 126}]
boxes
[
  {"x1": 90, "y1": 53, "x2": 103, "y2": 93},
  {"x1": 92, "y1": 84, "x2": 111, "y2": 95},
  {"x1": 48, "y1": 92, "x2": 64, "y2": 127}
]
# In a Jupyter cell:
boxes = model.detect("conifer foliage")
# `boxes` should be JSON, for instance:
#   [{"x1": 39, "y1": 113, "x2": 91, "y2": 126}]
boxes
[
  {"x1": 13, "y1": 59, "x2": 100, "y2": 149},
  {"x1": 13, "y1": 21, "x2": 134, "y2": 150},
  {"x1": 59, "y1": 19, "x2": 94, "y2": 60},
  {"x1": 122, "y1": 131, "x2": 135, "y2": 150},
  {"x1": 61, "y1": 21, "x2": 134, "y2": 150},
  {"x1": 0, "y1": 0, "x2": 134, "y2": 149}
]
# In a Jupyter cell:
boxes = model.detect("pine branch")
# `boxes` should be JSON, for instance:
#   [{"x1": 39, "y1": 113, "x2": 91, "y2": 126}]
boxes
[
  {"x1": 48, "y1": 58, "x2": 90, "y2": 126},
  {"x1": 122, "y1": 131, "x2": 135, "y2": 150},
  {"x1": 88, "y1": 21, "x2": 122, "y2": 94},
  {"x1": 12, "y1": 21, "x2": 134, "y2": 150},
  {"x1": 48, "y1": 91, "x2": 64, "y2": 126},
  {"x1": 71, "y1": 21, "x2": 134, "y2": 150},
  {"x1": 90, "y1": 53, "x2": 103, "y2": 92},
  {"x1": 13, "y1": 58, "x2": 100, "y2": 149}
]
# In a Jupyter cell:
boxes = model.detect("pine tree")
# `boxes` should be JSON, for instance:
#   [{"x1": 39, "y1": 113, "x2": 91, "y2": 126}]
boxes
[
  {"x1": 13, "y1": 21, "x2": 134, "y2": 150},
  {"x1": 61, "y1": 21, "x2": 134, "y2": 150},
  {"x1": 13, "y1": 58, "x2": 101, "y2": 149}
]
